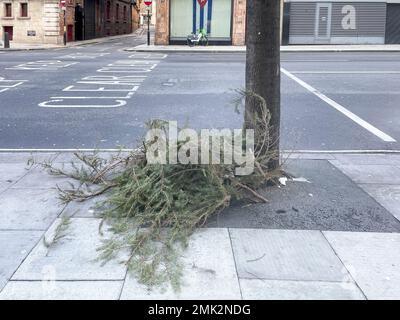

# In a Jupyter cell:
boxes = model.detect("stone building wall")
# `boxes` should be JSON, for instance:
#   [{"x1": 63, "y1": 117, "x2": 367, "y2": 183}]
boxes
[
  {"x1": 154, "y1": 0, "x2": 168, "y2": 45},
  {"x1": 232, "y1": 0, "x2": 246, "y2": 45},
  {"x1": 0, "y1": 0, "x2": 78, "y2": 44}
]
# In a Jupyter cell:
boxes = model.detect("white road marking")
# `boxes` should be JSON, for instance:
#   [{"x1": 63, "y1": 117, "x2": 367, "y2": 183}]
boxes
[
  {"x1": 38, "y1": 99, "x2": 127, "y2": 108},
  {"x1": 128, "y1": 53, "x2": 168, "y2": 59},
  {"x1": 0, "y1": 78, "x2": 27, "y2": 93},
  {"x1": 38, "y1": 56, "x2": 163, "y2": 108},
  {"x1": 282, "y1": 60, "x2": 350, "y2": 62},
  {"x1": 63, "y1": 85, "x2": 139, "y2": 92},
  {"x1": 57, "y1": 52, "x2": 110, "y2": 59},
  {"x1": 97, "y1": 47, "x2": 111, "y2": 52},
  {"x1": 51, "y1": 93, "x2": 136, "y2": 99},
  {"x1": 281, "y1": 67, "x2": 396, "y2": 143},
  {"x1": 97, "y1": 60, "x2": 158, "y2": 73},
  {"x1": 291, "y1": 71, "x2": 400, "y2": 74},
  {"x1": 7, "y1": 60, "x2": 78, "y2": 70}
]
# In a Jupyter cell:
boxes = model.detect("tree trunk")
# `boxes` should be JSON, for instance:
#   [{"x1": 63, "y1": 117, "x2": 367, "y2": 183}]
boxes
[{"x1": 245, "y1": 0, "x2": 281, "y2": 170}]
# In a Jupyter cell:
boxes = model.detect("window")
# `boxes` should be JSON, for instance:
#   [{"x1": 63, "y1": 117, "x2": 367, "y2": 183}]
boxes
[
  {"x1": 106, "y1": 1, "x2": 111, "y2": 20},
  {"x1": 170, "y1": 0, "x2": 232, "y2": 40},
  {"x1": 123, "y1": 6, "x2": 127, "y2": 21},
  {"x1": 116, "y1": 4, "x2": 119, "y2": 21},
  {"x1": 4, "y1": 3, "x2": 12, "y2": 17},
  {"x1": 20, "y1": 3, "x2": 28, "y2": 18}
]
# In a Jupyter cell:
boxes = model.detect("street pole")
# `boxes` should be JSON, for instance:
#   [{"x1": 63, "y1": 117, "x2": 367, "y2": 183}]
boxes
[
  {"x1": 147, "y1": 9, "x2": 150, "y2": 46},
  {"x1": 63, "y1": 9, "x2": 67, "y2": 46}
]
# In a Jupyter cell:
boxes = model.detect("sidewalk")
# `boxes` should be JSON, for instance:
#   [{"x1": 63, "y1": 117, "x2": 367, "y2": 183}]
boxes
[
  {"x1": 0, "y1": 152, "x2": 399, "y2": 299},
  {"x1": 126, "y1": 43, "x2": 400, "y2": 53},
  {"x1": 0, "y1": 29, "x2": 146, "y2": 51}
]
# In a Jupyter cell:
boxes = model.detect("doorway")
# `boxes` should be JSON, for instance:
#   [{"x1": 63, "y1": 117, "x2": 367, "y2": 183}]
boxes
[
  {"x1": 315, "y1": 3, "x2": 331, "y2": 43},
  {"x1": 3, "y1": 26, "x2": 13, "y2": 41},
  {"x1": 67, "y1": 25, "x2": 74, "y2": 42}
]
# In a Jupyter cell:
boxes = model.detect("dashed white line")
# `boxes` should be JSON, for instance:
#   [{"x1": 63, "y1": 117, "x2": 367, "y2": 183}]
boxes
[{"x1": 281, "y1": 67, "x2": 396, "y2": 143}]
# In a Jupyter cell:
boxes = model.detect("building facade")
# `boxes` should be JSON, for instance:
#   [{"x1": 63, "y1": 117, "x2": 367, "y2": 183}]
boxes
[
  {"x1": 286, "y1": 0, "x2": 400, "y2": 45},
  {"x1": 0, "y1": 0, "x2": 75, "y2": 44},
  {"x1": 0, "y1": 0, "x2": 134, "y2": 45},
  {"x1": 155, "y1": 0, "x2": 400, "y2": 45}
]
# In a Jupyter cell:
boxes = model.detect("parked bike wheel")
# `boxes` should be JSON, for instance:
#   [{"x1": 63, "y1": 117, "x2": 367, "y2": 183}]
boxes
[{"x1": 200, "y1": 37, "x2": 209, "y2": 46}]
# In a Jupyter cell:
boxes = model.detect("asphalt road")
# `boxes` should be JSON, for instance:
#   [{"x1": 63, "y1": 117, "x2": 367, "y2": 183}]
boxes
[{"x1": 1, "y1": 33, "x2": 400, "y2": 151}]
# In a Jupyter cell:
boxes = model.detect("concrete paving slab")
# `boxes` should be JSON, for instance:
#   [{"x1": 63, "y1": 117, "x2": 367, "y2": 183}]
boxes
[
  {"x1": 11, "y1": 166, "x2": 81, "y2": 189},
  {"x1": 239, "y1": 279, "x2": 365, "y2": 300},
  {"x1": 332, "y1": 154, "x2": 400, "y2": 166},
  {"x1": 207, "y1": 160, "x2": 400, "y2": 232},
  {"x1": 230, "y1": 229, "x2": 350, "y2": 282},
  {"x1": 0, "y1": 188, "x2": 64, "y2": 230},
  {"x1": 62, "y1": 195, "x2": 109, "y2": 218},
  {"x1": 0, "y1": 153, "x2": 58, "y2": 163},
  {"x1": 0, "y1": 280, "x2": 123, "y2": 300},
  {"x1": 0, "y1": 231, "x2": 43, "y2": 291},
  {"x1": 120, "y1": 228, "x2": 241, "y2": 300},
  {"x1": 359, "y1": 184, "x2": 400, "y2": 221},
  {"x1": 12, "y1": 218, "x2": 127, "y2": 281},
  {"x1": 282, "y1": 153, "x2": 335, "y2": 160},
  {"x1": 324, "y1": 231, "x2": 400, "y2": 300},
  {"x1": 329, "y1": 162, "x2": 400, "y2": 184},
  {"x1": 53, "y1": 152, "x2": 132, "y2": 163},
  {"x1": 0, "y1": 163, "x2": 30, "y2": 192}
]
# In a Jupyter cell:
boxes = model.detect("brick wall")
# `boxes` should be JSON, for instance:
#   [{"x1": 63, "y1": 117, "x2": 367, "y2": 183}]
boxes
[{"x1": 104, "y1": 0, "x2": 132, "y2": 36}]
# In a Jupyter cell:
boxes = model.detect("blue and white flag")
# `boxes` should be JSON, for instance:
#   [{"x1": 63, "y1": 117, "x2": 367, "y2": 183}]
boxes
[{"x1": 193, "y1": 0, "x2": 213, "y2": 34}]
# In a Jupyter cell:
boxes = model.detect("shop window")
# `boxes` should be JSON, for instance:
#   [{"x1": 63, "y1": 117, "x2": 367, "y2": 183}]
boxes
[
  {"x1": 170, "y1": 0, "x2": 192, "y2": 39},
  {"x1": 4, "y1": 3, "x2": 12, "y2": 17},
  {"x1": 210, "y1": 0, "x2": 232, "y2": 39},
  {"x1": 170, "y1": 0, "x2": 232, "y2": 40},
  {"x1": 20, "y1": 3, "x2": 28, "y2": 18}
]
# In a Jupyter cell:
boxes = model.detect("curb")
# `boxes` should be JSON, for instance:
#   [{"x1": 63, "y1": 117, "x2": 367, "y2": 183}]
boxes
[
  {"x1": 0, "y1": 29, "x2": 146, "y2": 52},
  {"x1": 124, "y1": 47, "x2": 246, "y2": 54},
  {"x1": 124, "y1": 46, "x2": 400, "y2": 54}
]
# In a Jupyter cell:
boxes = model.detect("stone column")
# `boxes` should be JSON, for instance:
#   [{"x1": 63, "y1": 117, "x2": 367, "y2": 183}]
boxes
[
  {"x1": 232, "y1": 0, "x2": 246, "y2": 46},
  {"x1": 155, "y1": 0, "x2": 169, "y2": 45}
]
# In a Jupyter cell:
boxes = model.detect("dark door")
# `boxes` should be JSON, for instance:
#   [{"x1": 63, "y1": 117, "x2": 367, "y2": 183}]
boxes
[
  {"x1": 84, "y1": 0, "x2": 96, "y2": 39},
  {"x1": 75, "y1": 4, "x2": 84, "y2": 41},
  {"x1": 3, "y1": 26, "x2": 13, "y2": 41},
  {"x1": 282, "y1": 2, "x2": 291, "y2": 45},
  {"x1": 67, "y1": 25, "x2": 74, "y2": 42},
  {"x1": 386, "y1": 4, "x2": 400, "y2": 44}
]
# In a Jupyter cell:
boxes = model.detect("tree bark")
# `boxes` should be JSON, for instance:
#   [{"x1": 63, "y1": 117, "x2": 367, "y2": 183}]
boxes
[{"x1": 245, "y1": 0, "x2": 281, "y2": 170}]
